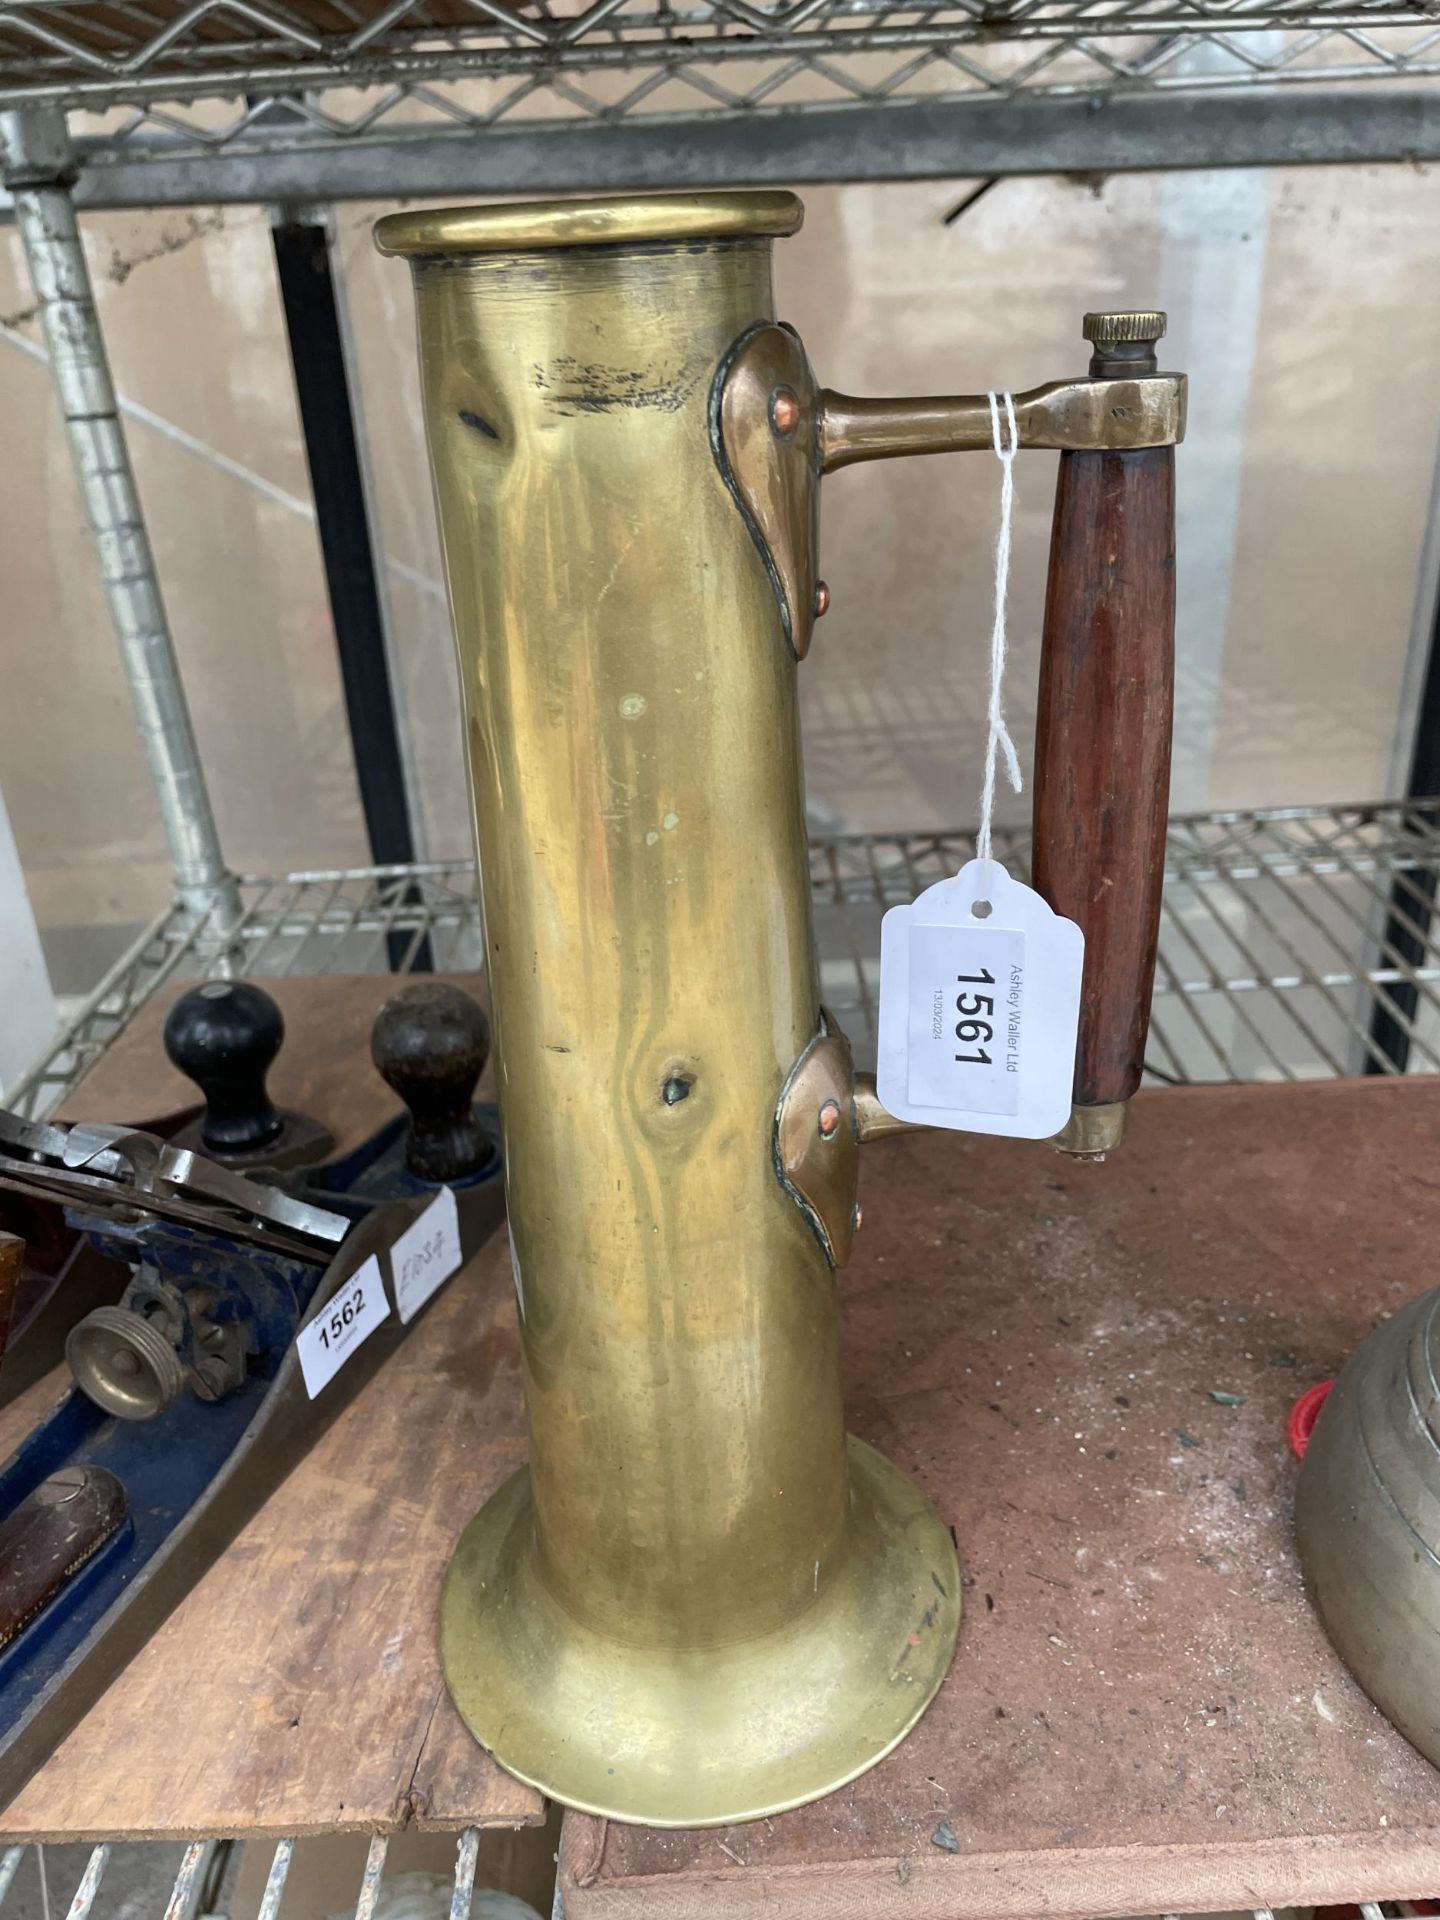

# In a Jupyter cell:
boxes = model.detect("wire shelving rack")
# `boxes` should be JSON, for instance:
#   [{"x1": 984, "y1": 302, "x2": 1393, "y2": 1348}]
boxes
[
  {"x1": 3, "y1": 0, "x2": 1439, "y2": 192},
  {"x1": 11, "y1": 797, "x2": 1440, "y2": 1119},
  {"x1": 1, "y1": 0, "x2": 1439, "y2": 1888}
]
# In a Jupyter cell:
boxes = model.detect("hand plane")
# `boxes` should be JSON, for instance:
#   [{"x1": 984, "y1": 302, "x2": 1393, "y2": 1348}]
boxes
[{"x1": 0, "y1": 978, "x2": 504, "y2": 1810}]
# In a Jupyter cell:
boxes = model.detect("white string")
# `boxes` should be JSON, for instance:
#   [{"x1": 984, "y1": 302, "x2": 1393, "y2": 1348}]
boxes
[{"x1": 977, "y1": 390, "x2": 1023, "y2": 866}]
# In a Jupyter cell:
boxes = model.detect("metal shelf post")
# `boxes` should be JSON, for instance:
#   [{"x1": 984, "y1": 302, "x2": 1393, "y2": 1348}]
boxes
[{"x1": 0, "y1": 106, "x2": 238, "y2": 923}]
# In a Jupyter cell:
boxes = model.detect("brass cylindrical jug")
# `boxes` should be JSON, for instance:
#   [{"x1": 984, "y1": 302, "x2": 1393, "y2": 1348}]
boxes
[{"x1": 376, "y1": 191, "x2": 1184, "y2": 1826}]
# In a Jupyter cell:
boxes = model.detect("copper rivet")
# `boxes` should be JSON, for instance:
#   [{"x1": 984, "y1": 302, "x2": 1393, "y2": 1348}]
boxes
[
  {"x1": 818, "y1": 1098, "x2": 841, "y2": 1139},
  {"x1": 771, "y1": 388, "x2": 800, "y2": 436},
  {"x1": 814, "y1": 581, "x2": 830, "y2": 618}
]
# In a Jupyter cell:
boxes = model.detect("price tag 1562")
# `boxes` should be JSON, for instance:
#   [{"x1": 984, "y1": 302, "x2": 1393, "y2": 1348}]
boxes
[
  {"x1": 876, "y1": 858, "x2": 1084, "y2": 1140},
  {"x1": 296, "y1": 1253, "x2": 391, "y2": 1399}
]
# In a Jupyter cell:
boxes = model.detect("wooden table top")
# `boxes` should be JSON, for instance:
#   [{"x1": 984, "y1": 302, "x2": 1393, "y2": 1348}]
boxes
[
  {"x1": 556, "y1": 1076, "x2": 1440, "y2": 1919},
  {"x1": 8, "y1": 987, "x2": 1440, "y2": 1902}
]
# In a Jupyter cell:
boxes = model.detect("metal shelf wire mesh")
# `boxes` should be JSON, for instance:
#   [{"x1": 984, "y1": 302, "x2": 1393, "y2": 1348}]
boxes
[
  {"x1": 0, "y1": 1844, "x2": 1416, "y2": 1920},
  {"x1": 2, "y1": 0, "x2": 1439, "y2": 166},
  {"x1": 9, "y1": 797, "x2": 1440, "y2": 1122},
  {"x1": 0, "y1": 1834, "x2": 478, "y2": 1920},
  {"x1": 0, "y1": 1844, "x2": 1429, "y2": 1920}
]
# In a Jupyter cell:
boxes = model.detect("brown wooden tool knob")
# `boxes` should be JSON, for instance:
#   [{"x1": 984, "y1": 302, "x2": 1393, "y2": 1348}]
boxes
[{"x1": 371, "y1": 983, "x2": 494, "y2": 1184}]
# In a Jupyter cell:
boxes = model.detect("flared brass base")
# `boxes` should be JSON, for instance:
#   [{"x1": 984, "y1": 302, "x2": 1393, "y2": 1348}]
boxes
[{"x1": 440, "y1": 1436, "x2": 961, "y2": 1827}]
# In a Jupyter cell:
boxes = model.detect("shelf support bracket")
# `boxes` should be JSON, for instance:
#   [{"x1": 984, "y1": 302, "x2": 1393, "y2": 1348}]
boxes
[{"x1": 0, "y1": 106, "x2": 238, "y2": 928}]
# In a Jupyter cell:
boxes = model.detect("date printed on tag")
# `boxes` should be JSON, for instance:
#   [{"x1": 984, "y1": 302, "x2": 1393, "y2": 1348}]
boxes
[{"x1": 877, "y1": 859, "x2": 1083, "y2": 1140}]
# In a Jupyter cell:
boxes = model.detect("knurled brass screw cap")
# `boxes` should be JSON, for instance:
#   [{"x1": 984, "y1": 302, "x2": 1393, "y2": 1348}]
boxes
[{"x1": 1083, "y1": 310, "x2": 1166, "y2": 347}]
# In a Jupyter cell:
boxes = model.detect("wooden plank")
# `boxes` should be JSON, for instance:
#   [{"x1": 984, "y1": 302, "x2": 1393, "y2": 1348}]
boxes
[
  {"x1": 2, "y1": 974, "x2": 541, "y2": 1840},
  {"x1": 558, "y1": 1077, "x2": 1440, "y2": 1918}
]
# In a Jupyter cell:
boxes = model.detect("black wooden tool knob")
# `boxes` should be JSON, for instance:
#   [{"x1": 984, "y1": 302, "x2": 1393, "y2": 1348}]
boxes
[
  {"x1": 163, "y1": 981, "x2": 285, "y2": 1154},
  {"x1": 371, "y1": 983, "x2": 494, "y2": 1184}
]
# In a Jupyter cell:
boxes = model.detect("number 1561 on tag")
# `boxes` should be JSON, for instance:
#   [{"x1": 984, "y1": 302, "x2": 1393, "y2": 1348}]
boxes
[{"x1": 876, "y1": 860, "x2": 1084, "y2": 1140}]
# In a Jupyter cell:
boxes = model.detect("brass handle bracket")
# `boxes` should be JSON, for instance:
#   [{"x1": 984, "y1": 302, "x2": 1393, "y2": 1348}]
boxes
[
  {"x1": 853, "y1": 1074, "x2": 925, "y2": 1145},
  {"x1": 711, "y1": 312, "x2": 1183, "y2": 663},
  {"x1": 775, "y1": 1013, "x2": 861, "y2": 1268},
  {"x1": 777, "y1": 1034, "x2": 1078, "y2": 1265},
  {"x1": 819, "y1": 372, "x2": 1186, "y2": 472},
  {"x1": 852, "y1": 1075, "x2": 1126, "y2": 1160},
  {"x1": 819, "y1": 310, "x2": 1185, "y2": 471}
]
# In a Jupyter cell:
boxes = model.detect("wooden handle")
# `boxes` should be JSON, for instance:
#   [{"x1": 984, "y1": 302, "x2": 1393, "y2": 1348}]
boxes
[
  {"x1": 0, "y1": 1467, "x2": 128, "y2": 1653},
  {"x1": 1032, "y1": 446, "x2": 1175, "y2": 1112},
  {"x1": 0, "y1": 1233, "x2": 21, "y2": 1361}
]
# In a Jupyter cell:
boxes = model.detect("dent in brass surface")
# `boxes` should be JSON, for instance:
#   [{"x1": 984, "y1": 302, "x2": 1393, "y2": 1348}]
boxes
[
  {"x1": 775, "y1": 1012, "x2": 860, "y2": 1267},
  {"x1": 712, "y1": 321, "x2": 822, "y2": 660},
  {"x1": 819, "y1": 372, "x2": 1186, "y2": 469},
  {"x1": 385, "y1": 191, "x2": 961, "y2": 1826},
  {"x1": 1296, "y1": 1286, "x2": 1440, "y2": 1772}
]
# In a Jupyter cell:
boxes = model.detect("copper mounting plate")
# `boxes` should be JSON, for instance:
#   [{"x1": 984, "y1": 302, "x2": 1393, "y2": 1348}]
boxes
[
  {"x1": 712, "y1": 322, "x2": 822, "y2": 661},
  {"x1": 774, "y1": 1013, "x2": 860, "y2": 1266}
]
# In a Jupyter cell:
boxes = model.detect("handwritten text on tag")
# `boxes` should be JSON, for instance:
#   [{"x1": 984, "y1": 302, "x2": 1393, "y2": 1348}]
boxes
[{"x1": 392, "y1": 1186, "x2": 464, "y2": 1324}]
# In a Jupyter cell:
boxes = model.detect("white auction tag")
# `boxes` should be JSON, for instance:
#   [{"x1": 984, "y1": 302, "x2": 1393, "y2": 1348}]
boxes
[
  {"x1": 877, "y1": 858, "x2": 1084, "y2": 1140},
  {"x1": 297, "y1": 1254, "x2": 391, "y2": 1398},
  {"x1": 392, "y1": 1186, "x2": 464, "y2": 1324}
]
